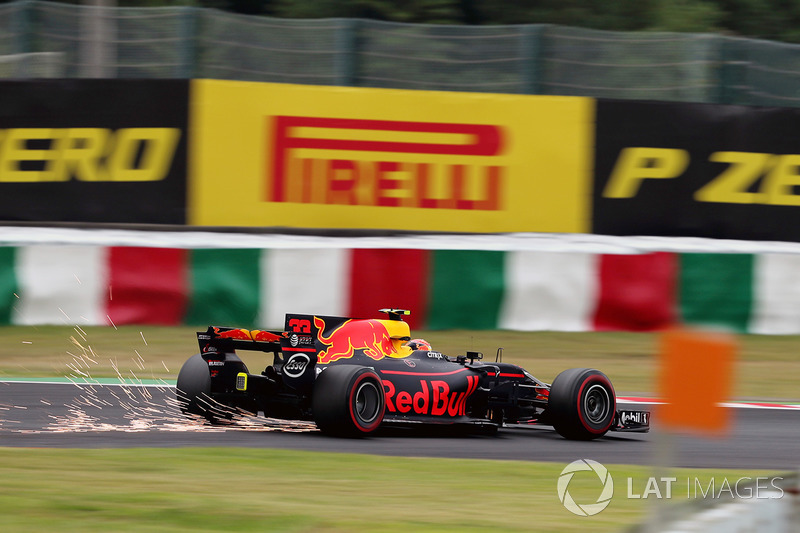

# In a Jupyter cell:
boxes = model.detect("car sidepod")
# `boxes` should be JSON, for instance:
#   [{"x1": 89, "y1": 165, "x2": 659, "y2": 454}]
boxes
[{"x1": 376, "y1": 354, "x2": 482, "y2": 423}]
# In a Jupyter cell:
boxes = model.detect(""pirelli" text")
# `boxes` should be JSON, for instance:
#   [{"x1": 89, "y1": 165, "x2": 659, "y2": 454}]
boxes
[{"x1": 268, "y1": 116, "x2": 505, "y2": 210}]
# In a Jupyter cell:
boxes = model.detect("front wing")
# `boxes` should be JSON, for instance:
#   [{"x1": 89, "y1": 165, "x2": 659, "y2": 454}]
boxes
[{"x1": 612, "y1": 409, "x2": 651, "y2": 432}]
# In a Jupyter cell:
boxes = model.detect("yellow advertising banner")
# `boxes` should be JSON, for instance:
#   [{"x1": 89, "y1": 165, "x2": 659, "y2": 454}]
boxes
[{"x1": 189, "y1": 79, "x2": 593, "y2": 233}]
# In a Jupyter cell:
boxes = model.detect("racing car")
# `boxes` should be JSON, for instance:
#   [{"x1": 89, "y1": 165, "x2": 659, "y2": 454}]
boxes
[{"x1": 176, "y1": 309, "x2": 650, "y2": 439}]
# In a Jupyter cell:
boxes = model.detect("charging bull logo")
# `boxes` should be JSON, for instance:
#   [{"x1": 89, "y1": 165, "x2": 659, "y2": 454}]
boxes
[
  {"x1": 213, "y1": 327, "x2": 281, "y2": 342},
  {"x1": 315, "y1": 317, "x2": 396, "y2": 364}
]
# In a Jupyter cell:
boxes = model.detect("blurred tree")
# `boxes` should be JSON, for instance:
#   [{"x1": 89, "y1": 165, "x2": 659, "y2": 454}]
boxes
[
  {"x1": 270, "y1": 0, "x2": 462, "y2": 23},
  {"x1": 468, "y1": 0, "x2": 660, "y2": 30},
  {"x1": 650, "y1": 0, "x2": 724, "y2": 32},
  {"x1": 715, "y1": 0, "x2": 800, "y2": 42},
  {"x1": 201, "y1": 0, "x2": 270, "y2": 14},
  {"x1": 4, "y1": 0, "x2": 800, "y2": 42}
]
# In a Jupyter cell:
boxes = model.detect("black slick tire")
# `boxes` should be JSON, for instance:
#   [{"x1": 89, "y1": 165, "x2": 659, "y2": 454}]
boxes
[
  {"x1": 312, "y1": 365, "x2": 385, "y2": 437},
  {"x1": 176, "y1": 353, "x2": 234, "y2": 424},
  {"x1": 548, "y1": 368, "x2": 616, "y2": 440}
]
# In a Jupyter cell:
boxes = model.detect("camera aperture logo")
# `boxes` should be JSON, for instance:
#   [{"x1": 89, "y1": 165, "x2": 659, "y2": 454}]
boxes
[{"x1": 557, "y1": 459, "x2": 614, "y2": 516}]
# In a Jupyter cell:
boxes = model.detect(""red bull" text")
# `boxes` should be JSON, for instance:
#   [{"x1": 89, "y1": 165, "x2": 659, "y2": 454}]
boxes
[{"x1": 382, "y1": 375, "x2": 479, "y2": 417}]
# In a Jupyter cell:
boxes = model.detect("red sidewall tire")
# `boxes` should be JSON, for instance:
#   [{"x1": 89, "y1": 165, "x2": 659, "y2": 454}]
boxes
[
  {"x1": 313, "y1": 365, "x2": 385, "y2": 437},
  {"x1": 575, "y1": 373, "x2": 616, "y2": 435},
  {"x1": 347, "y1": 371, "x2": 385, "y2": 433},
  {"x1": 548, "y1": 368, "x2": 616, "y2": 440}
]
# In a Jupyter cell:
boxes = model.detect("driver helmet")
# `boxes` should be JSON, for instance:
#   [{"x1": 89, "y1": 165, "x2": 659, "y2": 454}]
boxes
[{"x1": 404, "y1": 338, "x2": 432, "y2": 351}]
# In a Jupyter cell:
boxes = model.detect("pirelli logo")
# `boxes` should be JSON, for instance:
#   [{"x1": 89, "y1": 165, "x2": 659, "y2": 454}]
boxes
[{"x1": 268, "y1": 116, "x2": 506, "y2": 210}]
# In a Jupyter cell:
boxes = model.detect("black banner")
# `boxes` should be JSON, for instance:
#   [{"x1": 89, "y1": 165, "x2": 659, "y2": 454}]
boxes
[
  {"x1": 593, "y1": 99, "x2": 800, "y2": 242},
  {"x1": 0, "y1": 79, "x2": 188, "y2": 225}
]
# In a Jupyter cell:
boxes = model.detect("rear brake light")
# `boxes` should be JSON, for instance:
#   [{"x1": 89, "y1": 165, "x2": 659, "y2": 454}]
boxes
[{"x1": 236, "y1": 373, "x2": 247, "y2": 391}]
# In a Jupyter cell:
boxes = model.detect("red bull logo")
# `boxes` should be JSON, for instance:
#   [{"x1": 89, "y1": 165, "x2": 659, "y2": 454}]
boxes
[
  {"x1": 213, "y1": 328, "x2": 281, "y2": 342},
  {"x1": 213, "y1": 327, "x2": 252, "y2": 340},
  {"x1": 315, "y1": 317, "x2": 396, "y2": 364},
  {"x1": 251, "y1": 330, "x2": 281, "y2": 342},
  {"x1": 382, "y1": 375, "x2": 480, "y2": 417}
]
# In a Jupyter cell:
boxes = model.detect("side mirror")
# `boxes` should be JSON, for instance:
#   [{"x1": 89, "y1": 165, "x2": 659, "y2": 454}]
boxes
[{"x1": 466, "y1": 351, "x2": 483, "y2": 363}]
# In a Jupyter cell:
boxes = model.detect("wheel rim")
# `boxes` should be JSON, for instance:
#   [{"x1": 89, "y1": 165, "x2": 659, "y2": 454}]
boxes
[
  {"x1": 583, "y1": 384, "x2": 610, "y2": 425},
  {"x1": 354, "y1": 380, "x2": 382, "y2": 424}
]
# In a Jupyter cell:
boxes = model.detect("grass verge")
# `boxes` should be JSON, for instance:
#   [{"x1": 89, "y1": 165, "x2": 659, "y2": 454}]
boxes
[{"x1": 0, "y1": 447, "x2": 780, "y2": 532}]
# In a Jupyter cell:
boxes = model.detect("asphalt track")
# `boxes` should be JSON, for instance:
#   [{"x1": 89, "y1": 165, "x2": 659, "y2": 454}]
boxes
[{"x1": 1, "y1": 381, "x2": 798, "y2": 470}]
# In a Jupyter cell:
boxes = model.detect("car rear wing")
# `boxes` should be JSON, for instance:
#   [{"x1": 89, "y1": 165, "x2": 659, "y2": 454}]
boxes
[{"x1": 197, "y1": 326, "x2": 284, "y2": 355}]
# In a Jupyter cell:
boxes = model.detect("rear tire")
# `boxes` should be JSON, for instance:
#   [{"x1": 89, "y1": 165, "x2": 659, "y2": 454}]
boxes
[
  {"x1": 312, "y1": 365, "x2": 385, "y2": 437},
  {"x1": 176, "y1": 353, "x2": 234, "y2": 424},
  {"x1": 548, "y1": 368, "x2": 616, "y2": 440}
]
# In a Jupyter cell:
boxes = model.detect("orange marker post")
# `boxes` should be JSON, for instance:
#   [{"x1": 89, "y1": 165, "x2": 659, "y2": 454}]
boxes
[{"x1": 656, "y1": 328, "x2": 736, "y2": 437}]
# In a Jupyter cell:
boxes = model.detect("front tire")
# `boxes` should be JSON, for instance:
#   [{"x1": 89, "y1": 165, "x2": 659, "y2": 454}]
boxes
[
  {"x1": 548, "y1": 368, "x2": 616, "y2": 440},
  {"x1": 312, "y1": 365, "x2": 385, "y2": 437}
]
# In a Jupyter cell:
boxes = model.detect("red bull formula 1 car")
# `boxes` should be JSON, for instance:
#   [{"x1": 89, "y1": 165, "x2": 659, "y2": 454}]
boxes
[{"x1": 176, "y1": 309, "x2": 650, "y2": 439}]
